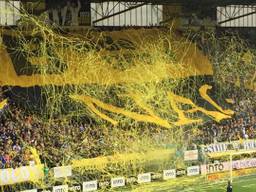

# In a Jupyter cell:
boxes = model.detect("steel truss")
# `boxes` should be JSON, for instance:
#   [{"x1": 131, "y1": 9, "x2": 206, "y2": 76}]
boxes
[
  {"x1": 91, "y1": 1, "x2": 163, "y2": 26},
  {"x1": 217, "y1": 5, "x2": 256, "y2": 27}
]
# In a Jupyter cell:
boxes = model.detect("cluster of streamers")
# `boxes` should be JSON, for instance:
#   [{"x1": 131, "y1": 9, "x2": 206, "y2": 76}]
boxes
[
  {"x1": 1, "y1": 9, "x2": 252, "y2": 189},
  {"x1": 193, "y1": 31, "x2": 256, "y2": 98},
  {"x1": 0, "y1": 16, "x2": 196, "y2": 188}
]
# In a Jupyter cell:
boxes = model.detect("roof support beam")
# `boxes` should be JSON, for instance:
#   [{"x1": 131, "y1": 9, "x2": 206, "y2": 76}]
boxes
[
  {"x1": 92, "y1": 2, "x2": 147, "y2": 25},
  {"x1": 90, "y1": 0, "x2": 256, "y2": 6},
  {"x1": 218, "y1": 10, "x2": 256, "y2": 25}
]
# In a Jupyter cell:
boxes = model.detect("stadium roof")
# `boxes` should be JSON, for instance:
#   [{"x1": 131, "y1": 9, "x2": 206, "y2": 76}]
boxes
[
  {"x1": 21, "y1": 0, "x2": 256, "y2": 6},
  {"x1": 91, "y1": 0, "x2": 256, "y2": 4}
]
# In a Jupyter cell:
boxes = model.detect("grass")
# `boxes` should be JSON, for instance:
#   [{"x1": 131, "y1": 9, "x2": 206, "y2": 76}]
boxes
[
  {"x1": 203, "y1": 175, "x2": 256, "y2": 192},
  {"x1": 111, "y1": 174, "x2": 256, "y2": 192}
]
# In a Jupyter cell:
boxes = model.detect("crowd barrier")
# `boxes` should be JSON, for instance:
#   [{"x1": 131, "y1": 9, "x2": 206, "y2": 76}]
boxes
[
  {"x1": 0, "y1": 158, "x2": 255, "y2": 192},
  {"x1": 18, "y1": 167, "x2": 195, "y2": 192},
  {"x1": 0, "y1": 165, "x2": 44, "y2": 186},
  {"x1": 1, "y1": 139, "x2": 256, "y2": 191},
  {"x1": 201, "y1": 139, "x2": 256, "y2": 154}
]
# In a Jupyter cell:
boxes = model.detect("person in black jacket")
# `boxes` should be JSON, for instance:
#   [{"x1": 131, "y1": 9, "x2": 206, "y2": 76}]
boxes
[{"x1": 227, "y1": 180, "x2": 233, "y2": 192}]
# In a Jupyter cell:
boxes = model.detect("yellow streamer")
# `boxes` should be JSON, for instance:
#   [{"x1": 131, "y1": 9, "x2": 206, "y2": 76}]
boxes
[
  {"x1": 72, "y1": 149, "x2": 175, "y2": 170},
  {"x1": 199, "y1": 84, "x2": 234, "y2": 115},
  {"x1": 70, "y1": 95, "x2": 171, "y2": 128},
  {"x1": 168, "y1": 91, "x2": 232, "y2": 126},
  {"x1": 29, "y1": 147, "x2": 42, "y2": 165},
  {"x1": 0, "y1": 99, "x2": 7, "y2": 110}
]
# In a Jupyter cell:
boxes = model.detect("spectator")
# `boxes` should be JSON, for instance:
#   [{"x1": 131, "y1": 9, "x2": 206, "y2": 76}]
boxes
[
  {"x1": 227, "y1": 181, "x2": 233, "y2": 192},
  {"x1": 196, "y1": 108, "x2": 256, "y2": 144},
  {"x1": 49, "y1": 5, "x2": 61, "y2": 26},
  {"x1": 62, "y1": 0, "x2": 81, "y2": 26},
  {"x1": 0, "y1": 151, "x2": 6, "y2": 168}
]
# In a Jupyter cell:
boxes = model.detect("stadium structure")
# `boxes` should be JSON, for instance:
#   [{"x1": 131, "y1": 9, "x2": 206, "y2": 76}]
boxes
[{"x1": 0, "y1": 0, "x2": 256, "y2": 191}]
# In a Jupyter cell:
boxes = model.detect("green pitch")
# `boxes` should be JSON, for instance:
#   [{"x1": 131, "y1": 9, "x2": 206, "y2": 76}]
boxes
[
  {"x1": 112, "y1": 174, "x2": 256, "y2": 192},
  {"x1": 180, "y1": 175, "x2": 256, "y2": 192},
  {"x1": 202, "y1": 175, "x2": 256, "y2": 192}
]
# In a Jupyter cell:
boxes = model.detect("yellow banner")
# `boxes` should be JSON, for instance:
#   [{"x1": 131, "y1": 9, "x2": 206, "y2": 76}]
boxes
[
  {"x1": 0, "y1": 165, "x2": 44, "y2": 186},
  {"x1": 0, "y1": 29, "x2": 213, "y2": 87},
  {"x1": 0, "y1": 29, "x2": 233, "y2": 127},
  {"x1": 71, "y1": 84, "x2": 233, "y2": 128}
]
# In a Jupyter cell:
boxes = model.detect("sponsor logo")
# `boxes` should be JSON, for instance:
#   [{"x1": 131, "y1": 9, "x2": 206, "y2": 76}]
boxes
[
  {"x1": 53, "y1": 166, "x2": 72, "y2": 178},
  {"x1": 207, "y1": 163, "x2": 225, "y2": 173},
  {"x1": 184, "y1": 150, "x2": 198, "y2": 161},
  {"x1": 243, "y1": 140, "x2": 256, "y2": 150},
  {"x1": 202, "y1": 140, "x2": 256, "y2": 154},
  {"x1": 163, "y1": 169, "x2": 176, "y2": 180},
  {"x1": 187, "y1": 166, "x2": 200, "y2": 176},
  {"x1": 138, "y1": 173, "x2": 151, "y2": 184},
  {"x1": 52, "y1": 185, "x2": 68, "y2": 192},
  {"x1": 83, "y1": 180, "x2": 98, "y2": 192},
  {"x1": 202, "y1": 158, "x2": 256, "y2": 174},
  {"x1": 69, "y1": 185, "x2": 81, "y2": 191},
  {"x1": 203, "y1": 143, "x2": 230, "y2": 153},
  {"x1": 207, "y1": 173, "x2": 221, "y2": 181},
  {"x1": 111, "y1": 177, "x2": 125, "y2": 188}
]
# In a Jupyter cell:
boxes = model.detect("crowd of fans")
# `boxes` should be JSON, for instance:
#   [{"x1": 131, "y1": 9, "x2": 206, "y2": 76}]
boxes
[
  {"x1": 0, "y1": 101, "x2": 95, "y2": 169},
  {"x1": 196, "y1": 96, "x2": 256, "y2": 145},
  {"x1": 197, "y1": 111, "x2": 256, "y2": 145},
  {"x1": 0, "y1": 89, "x2": 256, "y2": 169},
  {"x1": 0, "y1": 103, "x2": 40, "y2": 168}
]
